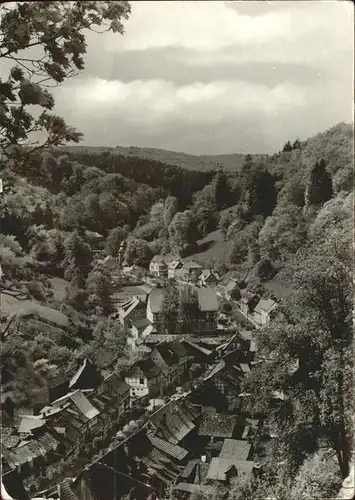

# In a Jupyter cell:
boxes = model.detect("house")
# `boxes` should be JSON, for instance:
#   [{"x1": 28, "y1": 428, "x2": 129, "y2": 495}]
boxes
[
  {"x1": 151, "y1": 341, "x2": 191, "y2": 386},
  {"x1": 198, "y1": 269, "x2": 219, "y2": 287},
  {"x1": 180, "y1": 261, "x2": 203, "y2": 282},
  {"x1": 98, "y1": 372, "x2": 130, "y2": 417},
  {"x1": 69, "y1": 359, "x2": 103, "y2": 392},
  {"x1": 112, "y1": 285, "x2": 152, "y2": 306},
  {"x1": 3, "y1": 424, "x2": 66, "y2": 485},
  {"x1": 206, "y1": 458, "x2": 256, "y2": 482},
  {"x1": 125, "y1": 358, "x2": 163, "y2": 400},
  {"x1": 149, "y1": 255, "x2": 169, "y2": 278},
  {"x1": 148, "y1": 433, "x2": 190, "y2": 465},
  {"x1": 51, "y1": 389, "x2": 100, "y2": 433},
  {"x1": 252, "y1": 298, "x2": 277, "y2": 326},
  {"x1": 181, "y1": 340, "x2": 215, "y2": 365},
  {"x1": 117, "y1": 297, "x2": 146, "y2": 326},
  {"x1": 219, "y1": 439, "x2": 252, "y2": 461},
  {"x1": 46, "y1": 373, "x2": 72, "y2": 403},
  {"x1": 168, "y1": 258, "x2": 184, "y2": 279},
  {"x1": 72, "y1": 429, "x2": 177, "y2": 500},
  {"x1": 146, "y1": 399, "x2": 200, "y2": 445},
  {"x1": 127, "y1": 318, "x2": 153, "y2": 349},
  {"x1": 147, "y1": 286, "x2": 219, "y2": 334},
  {"x1": 97, "y1": 255, "x2": 120, "y2": 271}
]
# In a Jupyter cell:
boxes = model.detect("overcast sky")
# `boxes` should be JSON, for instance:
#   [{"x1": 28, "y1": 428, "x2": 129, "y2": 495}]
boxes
[{"x1": 42, "y1": 1, "x2": 355, "y2": 154}]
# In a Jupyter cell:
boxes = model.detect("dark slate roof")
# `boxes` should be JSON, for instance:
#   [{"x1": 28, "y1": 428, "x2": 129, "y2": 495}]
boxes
[
  {"x1": 127, "y1": 357, "x2": 161, "y2": 380},
  {"x1": 165, "y1": 340, "x2": 188, "y2": 359},
  {"x1": 148, "y1": 400, "x2": 198, "y2": 445},
  {"x1": 154, "y1": 343, "x2": 180, "y2": 368},
  {"x1": 69, "y1": 358, "x2": 98, "y2": 389},
  {"x1": 148, "y1": 435, "x2": 189, "y2": 461},
  {"x1": 179, "y1": 459, "x2": 199, "y2": 479},
  {"x1": 198, "y1": 412, "x2": 237, "y2": 438},
  {"x1": 101, "y1": 372, "x2": 130, "y2": 395},
  {"x1": 182, "y1": 340, "x2": 213, "y2": 357},
  {"x1": 47, "y1": 373, "x2": 72, "y2": 388},
  {"x1": 132, "y1": 317, "x2": 151, "y2": 330}
]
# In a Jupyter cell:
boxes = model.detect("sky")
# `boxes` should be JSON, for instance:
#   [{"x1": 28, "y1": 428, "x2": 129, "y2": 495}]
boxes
[{"x1": 9, "y1": 1, "x2": 355, "y2": 154}]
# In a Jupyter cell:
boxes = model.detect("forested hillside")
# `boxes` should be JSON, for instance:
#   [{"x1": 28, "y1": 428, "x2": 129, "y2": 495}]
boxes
[
  {"x1": 0, "y1": 120, "x2": 353, "y2": 497},
  {"x1": 58, "y1": 144, "x2": 266, "y2": 172}
]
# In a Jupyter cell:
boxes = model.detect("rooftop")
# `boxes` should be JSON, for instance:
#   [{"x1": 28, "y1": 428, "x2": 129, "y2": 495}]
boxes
[
  {"x1": 219, "y1": 439, "x2": 252, "y2": 460},
  {"x1": 149, "y1": 435, "x2": 189, "y2": 461},
  {"x1": 198, "y1": 411, "x2": 238, "y2": 438},
  {"x1": 206, "y1": 458, "x2": 255, "y2": 481},
  {"x1": 101, "y1": 373, "x2": 130, "y2": 395},
  {"x1": 254, "y1": 298, "x2": 277, "y2": 315}
]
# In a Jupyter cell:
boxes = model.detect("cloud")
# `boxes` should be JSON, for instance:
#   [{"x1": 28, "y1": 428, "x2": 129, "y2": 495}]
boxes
[
  {"x1": 52, "y1": 73, "x2": 352, "y2": 154},
  {"x1": 100, "y1": 1, "x2": 353, "y2": 58},
  {"x1": 1, "y1": 1, "x2": 353, "y2": 154}
]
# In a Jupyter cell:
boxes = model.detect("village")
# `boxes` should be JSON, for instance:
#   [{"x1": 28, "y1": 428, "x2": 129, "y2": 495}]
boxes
[{"x1": 1, "y1": 252, "x2": 280, "y2": 500}]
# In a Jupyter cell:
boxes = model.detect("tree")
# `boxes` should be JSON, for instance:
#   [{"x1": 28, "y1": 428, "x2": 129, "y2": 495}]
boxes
[
  {"x1": 282, "y1": 141, "x2": 293, "y2": 153},
  {"x1": 292, "y1": 138, "x2": 301, "y2": 150},
  {"x1": 65, "y1": 267, "x2": 88, "y2": 311},
  {"x1": 62, "y1": 229, "x2": 92, "y2": 280},
  {"x1": 213, "y1": 169, "x2": 230, "y2": 210},
  {"x1": 86, "y1": 267, "x2": 114, "y2": 316},
  {"x1": 243, "y1": 236, "x2": 352, "y2": 477},
  {"x1": 258, "y1": 205, "x2": 307, "y2": 262},
  {"x1": 168, "y1": 210, "x2": 197, "y2": 255},
  {"x1": 161, "y1": 284, "x2": 181, "y2": 333},
  {"x1": 305, "y1": 158, "x2": 333, "y2": 207},
  {"x1": 163, "y1": 196, "x2": 178, "y2": 228},
  {"x1": 191, "y1": 185, "x2": 219, "y2": 238},
  {"x1": 0, "y1": 1, "x2": 131, "y2": 164},
  {"x1": 124, "y1": 238, "x2": 152, "y2": 267},
  {"x1": 243, "y1": 165, "x2": 277, "y2": 218},
  {"x1": 105, "y1": 226, "x2": 128, "y2": 257},
  {"x1": 218, "y1": 211, "x2": 233, "y2": 240}
]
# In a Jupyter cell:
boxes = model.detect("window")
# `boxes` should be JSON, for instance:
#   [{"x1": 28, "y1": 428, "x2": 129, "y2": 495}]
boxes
[{"x1": 139, "y1": 378, "x2": 144, "y2": 385}]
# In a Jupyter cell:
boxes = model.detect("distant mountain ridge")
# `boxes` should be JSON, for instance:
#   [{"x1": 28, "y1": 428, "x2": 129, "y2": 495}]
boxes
[{"x1": 58, "y1": 144, "x2": 267, "y2": 172}]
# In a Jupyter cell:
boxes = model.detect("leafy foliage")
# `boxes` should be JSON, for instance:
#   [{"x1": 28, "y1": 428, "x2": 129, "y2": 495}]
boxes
[
  {"x1": 305, "y1": 158, "x2": 333, "y2": 207},
  {"x1": 0, "y1": 1, "x2": 130, "y2": 162}
]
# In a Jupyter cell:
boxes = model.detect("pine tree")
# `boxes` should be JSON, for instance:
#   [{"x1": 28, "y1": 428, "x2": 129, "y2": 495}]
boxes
[
  {"x1": 305, "y1": 158, "x2": 333, "y2": 207},
  {"x1": 213, "y1": 169, "x2": 230, "y2": 210},
  {"x1": 282, "y1": 141, "x2": 293, "y2": 153},
  {"x1": 244, "y1": 165, "x2": 277, "y2": 218}
]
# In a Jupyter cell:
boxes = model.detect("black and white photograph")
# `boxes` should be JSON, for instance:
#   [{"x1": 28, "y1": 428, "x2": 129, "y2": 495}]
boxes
[{"x1": 0, "y1": 1, "x2": 353, "y2": 499}]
